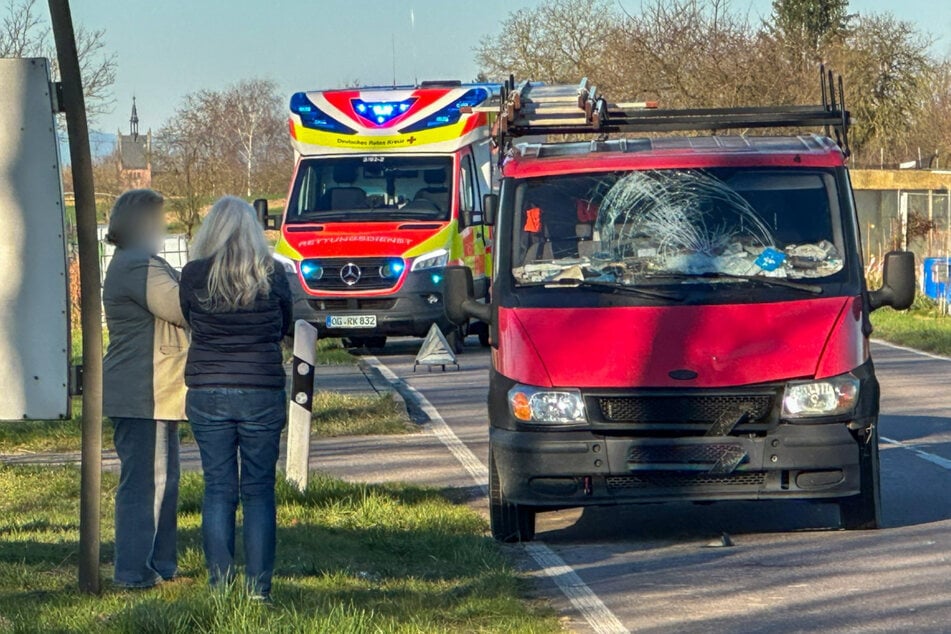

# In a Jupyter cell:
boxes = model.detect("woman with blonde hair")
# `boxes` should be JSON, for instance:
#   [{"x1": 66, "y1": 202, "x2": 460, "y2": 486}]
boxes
[
  {"x1": 179, "y1": 196, "x2": 291, "y2": 601},
  {"x1": 102, "y1": 188, "x2": 187, "y2": 588}
]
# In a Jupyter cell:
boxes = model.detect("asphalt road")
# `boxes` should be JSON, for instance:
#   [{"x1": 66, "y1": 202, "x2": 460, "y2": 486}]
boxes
[{"x1": 367, "y1": 339, "x2": 951, "y2": 634}]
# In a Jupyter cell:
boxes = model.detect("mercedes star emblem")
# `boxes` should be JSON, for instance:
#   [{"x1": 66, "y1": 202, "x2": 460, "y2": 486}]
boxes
[{"x1": 340, "y1": 262, "x2": 361, "y2": 286}]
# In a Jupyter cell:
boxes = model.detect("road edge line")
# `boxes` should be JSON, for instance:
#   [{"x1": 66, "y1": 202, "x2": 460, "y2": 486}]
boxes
[
  {"x1": 362, "y1": 354, "x2": 629, "y2": 634},
  {"x1": 872, "y1": 338, "x2": 951, "y2": 363},
  {"x1": 881, "y1": 436, "x2": 951, "y2": 471}
]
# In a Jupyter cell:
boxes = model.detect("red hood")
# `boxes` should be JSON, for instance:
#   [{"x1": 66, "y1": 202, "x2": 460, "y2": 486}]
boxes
[
  {"x1": 282, "y1": 221, "x2": 446, "y2": 258},
  {"x1": 495, "y1": 297, "x2": 866, "y2": 389}
]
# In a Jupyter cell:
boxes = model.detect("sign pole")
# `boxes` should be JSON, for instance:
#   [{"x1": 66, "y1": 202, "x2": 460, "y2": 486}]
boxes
[{"x1": 48, "y1": 0, "x2": 103, "y2": 594}]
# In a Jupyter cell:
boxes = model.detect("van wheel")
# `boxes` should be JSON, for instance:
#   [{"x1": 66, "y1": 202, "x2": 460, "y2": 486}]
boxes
[
  {"x1": 489, "y1": 448, "x2": 536, "y2": 543},
  {"x1": 839, "y1": 426, "x2": 881, "y2": 530}
]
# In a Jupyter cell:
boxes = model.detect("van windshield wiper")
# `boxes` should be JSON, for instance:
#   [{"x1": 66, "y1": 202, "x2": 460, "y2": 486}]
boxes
[
  {"x1": 520, "y1": 279, "x2": 685, "y2": 301},
  {"x1": 647, "y1": 272, "x2": 823, "y2": 295}
]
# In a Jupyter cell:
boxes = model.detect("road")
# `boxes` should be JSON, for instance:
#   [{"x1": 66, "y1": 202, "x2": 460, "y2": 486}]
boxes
[{"x1": 364, "y1": 339, "x2": 951, "y2": 634}]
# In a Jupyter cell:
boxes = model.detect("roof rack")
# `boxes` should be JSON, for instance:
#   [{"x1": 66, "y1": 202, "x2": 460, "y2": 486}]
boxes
[{"x1": 494, "y1": 65, "x2": 850, "y2": 158}]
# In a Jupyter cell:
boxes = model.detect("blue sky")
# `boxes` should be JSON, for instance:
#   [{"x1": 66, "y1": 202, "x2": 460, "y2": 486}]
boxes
[{"x1": 69, "y1": 0, "x2": 951, "y2": 135}]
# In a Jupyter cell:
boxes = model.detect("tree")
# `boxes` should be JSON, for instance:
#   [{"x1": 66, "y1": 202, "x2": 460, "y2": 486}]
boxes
[
  {"x1": 0, "y1": 0, "x2": 117, "y2": 122},
  {"x1": 830, "y1": 13, "x2": 934, "y2": 163},
  {"x1": 220, "y1": 79, "x2": 287, "y2": 198},
  {"x1": 151, "y1": 81, "x2": 292, "y2": 234},
  {"x1": 475, "y1": 0, "x2": 619, "y2": 84},
  {"x1": 770, "y1": 0, "x2": 851, "y2": 63}
]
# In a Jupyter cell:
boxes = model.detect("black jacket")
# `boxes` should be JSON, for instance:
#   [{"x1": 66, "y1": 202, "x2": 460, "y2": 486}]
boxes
[{"x1": 179, "y1": 258, "x2": 292, "y2": 389}]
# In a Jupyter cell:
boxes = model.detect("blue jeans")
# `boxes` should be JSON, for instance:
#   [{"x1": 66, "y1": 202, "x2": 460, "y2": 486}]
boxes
[
  {"x1": 186, "y1": 387, "x2": 286, "y2": 597},
  {"x1": 112, "y1": 418, "x2": 180, "y2": 587}
]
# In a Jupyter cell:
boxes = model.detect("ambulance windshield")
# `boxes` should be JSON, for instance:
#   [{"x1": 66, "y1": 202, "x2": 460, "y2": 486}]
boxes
[{"x1": 287, "y1": 156, "x2": 454, "y2": 222}]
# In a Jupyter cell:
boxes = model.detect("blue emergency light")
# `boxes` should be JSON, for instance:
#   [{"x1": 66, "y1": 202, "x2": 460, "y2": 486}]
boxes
[
  {"x1": 400, "y1": 87, "x2": 489, "y2": 133},
  {"x1": 290, "y1": 93, "x2": 355, "y2": 134},
  {"x1": 351, "y1": 98, "x2": 416, "y2": 126},
  {"x1": 379, "y1": 259, "x2": 406, "y2": 279}
]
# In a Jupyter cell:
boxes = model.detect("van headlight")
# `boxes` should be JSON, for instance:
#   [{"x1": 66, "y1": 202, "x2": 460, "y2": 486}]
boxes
[
  {"x1": 411, "y1": 248, "x2": 449, "y2": 271},
  {"x1": 508, "y1": 385, "x2": 586, "y2": 424},
  {"x1": 272, "y1": 253, "x2": 298, "y2": 274},
  {"x1": 782, "y1": 375, "x2": 860, "y2": 419}
]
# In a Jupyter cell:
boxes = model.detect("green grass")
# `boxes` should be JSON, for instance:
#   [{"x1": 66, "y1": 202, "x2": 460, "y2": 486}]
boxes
[
  {"x1": 313, "y1": 392, "x2": 412, "y2": 437},
  {"x1": 283, "y1": 338, "x2": 355, "y2": 366},
  {"x1": 0, "y1": 466, "x2": 556, "y2": 633},
  {"x1": 871, "y1": 303, "x2": 951, "y2": 356}
]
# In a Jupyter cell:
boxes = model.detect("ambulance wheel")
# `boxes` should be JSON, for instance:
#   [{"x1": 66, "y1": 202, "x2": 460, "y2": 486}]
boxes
[
  {"x1": 345, "y1": 336, "x2": 386, "y2": 351},
  {"x1": 444, "y1": 327, "x2": 465, "y2": 354},
  {"x1": 470, "y1": 322, "x2": 490, "y2": 348},
  {"x1": 489, "y1": 448, "x2": 536, "y2": 543},
  {"x1": 839, "y1": 426, "x2": 881, "y2": 530}
]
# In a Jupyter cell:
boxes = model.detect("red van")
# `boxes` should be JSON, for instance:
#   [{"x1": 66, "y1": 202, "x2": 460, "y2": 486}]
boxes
[{"x1": 445, "y1": 75, "x2": 916, "y2": 542}]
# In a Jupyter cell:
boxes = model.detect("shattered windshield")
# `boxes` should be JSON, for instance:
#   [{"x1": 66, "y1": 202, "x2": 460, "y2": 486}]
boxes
[
  {"x1": 510, "y1": 168, "x2": 845, "y2": 286},
  {"x1": 288, "y1": 156, "x2": 453, "y2": 222}
]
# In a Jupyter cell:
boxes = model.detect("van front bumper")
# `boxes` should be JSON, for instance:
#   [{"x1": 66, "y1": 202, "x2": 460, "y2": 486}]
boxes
[
  {"x1": 288, "y1": 271, "x2": 453, "y2": 338},
  {"x1": 490, "y1": 422, "x2": 864, "y2": 507}
]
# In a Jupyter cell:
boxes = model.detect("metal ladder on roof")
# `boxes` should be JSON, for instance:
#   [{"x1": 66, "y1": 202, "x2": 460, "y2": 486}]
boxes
[{"x1": 493, "y1": 66, "x2": 851, "y2": 156}]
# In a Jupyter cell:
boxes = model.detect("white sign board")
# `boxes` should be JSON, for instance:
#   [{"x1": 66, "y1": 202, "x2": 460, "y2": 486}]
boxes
[{"x1": 0, "y1": 58, "x2": 70, "y2": 420}]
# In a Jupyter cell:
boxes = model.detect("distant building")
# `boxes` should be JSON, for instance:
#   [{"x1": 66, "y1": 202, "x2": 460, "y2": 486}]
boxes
[{"x1": 116, "y1": 97, "x2": 152, "y2": 189}]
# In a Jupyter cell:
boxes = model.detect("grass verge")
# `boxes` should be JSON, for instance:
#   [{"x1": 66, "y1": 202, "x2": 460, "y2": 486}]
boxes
[
  {"x1": 313, "y1": 392, "x2": 413, "y2": 437},
  {"x1": 0, "y1": 465, "x2": 557, "y2": 633},
  {"x1": 870, "y1": 298, "x2": 951, "y2": 356}
]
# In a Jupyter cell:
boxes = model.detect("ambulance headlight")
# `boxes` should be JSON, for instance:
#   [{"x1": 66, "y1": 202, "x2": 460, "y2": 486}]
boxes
[
  {"x1": 782, "y1": 375, "x2": 860, "y2": 419},
  {"x1": 272, "y1": 253, "x2": 298, "y2": 274},
  {"x1": 508, "y1": 385, "x2": 586, "y2": 424},
  {"x1": 411, "y1": 248, "x2": 449, "y2": 271}
]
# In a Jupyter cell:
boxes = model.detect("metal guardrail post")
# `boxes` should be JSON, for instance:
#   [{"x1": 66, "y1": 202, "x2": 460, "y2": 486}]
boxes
[{"x1": 286, "y1": 320, "x2": 318, "y2": 491}]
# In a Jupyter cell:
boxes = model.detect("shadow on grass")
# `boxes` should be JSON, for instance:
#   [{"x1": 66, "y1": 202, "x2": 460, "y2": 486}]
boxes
[{"x1": 0, "y1": 467, "x2": 550, "y2": 633}]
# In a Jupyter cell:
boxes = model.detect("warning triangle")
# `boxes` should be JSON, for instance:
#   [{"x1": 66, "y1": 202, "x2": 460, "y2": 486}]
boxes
[{"x1": 415, "y1": 323, "x2": 458, "y2": 371}]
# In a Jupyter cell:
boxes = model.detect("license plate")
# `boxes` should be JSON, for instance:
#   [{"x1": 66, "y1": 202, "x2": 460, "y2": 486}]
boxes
[{"x1": 326, "y1": 314, "x2": 377, "y2": 329}]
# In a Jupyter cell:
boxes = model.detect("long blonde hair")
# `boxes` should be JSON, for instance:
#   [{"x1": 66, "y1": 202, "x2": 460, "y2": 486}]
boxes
[{"x1": 190, "y1": 196, "x2": 273, "y2": 311}]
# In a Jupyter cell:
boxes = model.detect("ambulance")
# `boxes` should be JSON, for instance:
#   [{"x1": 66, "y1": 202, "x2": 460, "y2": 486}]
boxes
[{"x1": 263, "y1": 81, "x2": 498, "y2": 350}]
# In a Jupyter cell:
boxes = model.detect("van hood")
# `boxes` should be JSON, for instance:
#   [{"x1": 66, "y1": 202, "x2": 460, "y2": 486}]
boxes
[
  {"x1": 495, "y1": 297, "x2": 865, "y2": 389},
  {"x1": 282, "y1": 221, "x2": 450, "y2": 259}
]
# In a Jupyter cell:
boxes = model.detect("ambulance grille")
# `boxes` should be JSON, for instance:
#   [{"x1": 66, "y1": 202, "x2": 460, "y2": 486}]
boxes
[{"x1": 305, "y1": 258, "x2": 399, "y2": 292}]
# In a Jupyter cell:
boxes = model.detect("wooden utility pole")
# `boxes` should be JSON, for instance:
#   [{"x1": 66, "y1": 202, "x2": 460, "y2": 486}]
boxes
[{"x1": 48, "y1": 0, "x2": 103, "y2": 594}]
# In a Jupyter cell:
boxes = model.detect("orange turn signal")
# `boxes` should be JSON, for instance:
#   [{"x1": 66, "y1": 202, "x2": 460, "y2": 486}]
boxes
[{"x1": 511, "y1": 391, "x2": 532, "y2": 421}]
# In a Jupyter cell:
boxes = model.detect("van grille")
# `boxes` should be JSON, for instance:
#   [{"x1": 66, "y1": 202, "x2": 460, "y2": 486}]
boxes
[
  {"x1": 627, "y1": 443, "x2": 746, "y2": 466},
  {"x1": 606, "y1": 472, "x2": 766, "y2": 490},
  {"x1": 598, "y1": 394, "x2": 774, "y2": 424}
]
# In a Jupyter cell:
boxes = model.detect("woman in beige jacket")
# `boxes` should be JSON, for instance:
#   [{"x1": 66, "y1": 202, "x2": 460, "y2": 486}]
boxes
[{"x1": 102, "y1": 189, "x2": 188, "y2": 588}]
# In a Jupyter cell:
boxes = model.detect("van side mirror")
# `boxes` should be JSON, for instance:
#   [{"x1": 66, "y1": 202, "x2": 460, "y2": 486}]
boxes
[
  {"x1": 253, "y1": 198, "x2": 269, "y2": 229},
  {"x1": 444, "y1": 266, "x2": 492, "y2": 325},
  {"x1": 482, "y1": 193, "x2": 498, "y2": 226},
  {"x1": 869, "y1": 250, "x2": 916, "y2": 310}
]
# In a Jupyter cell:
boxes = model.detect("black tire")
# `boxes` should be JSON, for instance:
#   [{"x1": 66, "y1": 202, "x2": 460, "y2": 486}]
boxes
[
  {"x1": 364, "y1": 336, "x2": 386, "y2": 351},
  {"x1": 470, "y1": 321, "x2": 490, "y2": 348},
  {"x1": 344, "y1": 336, "x2": 386, "y2": 351},
  {"x1": 445, "y1": 327, "x2": 465, "y2": 354},
  {"x1": 489, "y1": 448, "x2": 536, "y2": 543},
  {"x1": 839, "y1": 425, "x2": 881, "y2": 530}
]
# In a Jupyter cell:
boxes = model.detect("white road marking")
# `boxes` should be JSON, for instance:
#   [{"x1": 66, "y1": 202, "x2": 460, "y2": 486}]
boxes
[
  {"x1": 881, "y1": 436, "x2": 951, "y2": 471},
  {"x1": 363, "y1": 355, "x2": 629, "y2": 634},
  {"x1": 873, "y1": 341, "x2": 951, "y2": 470},
  {"x1": 872, "y1": 338, "x2": 951, "y2": 363}
]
